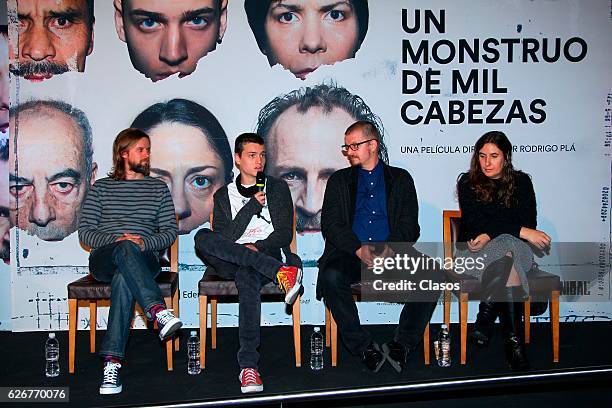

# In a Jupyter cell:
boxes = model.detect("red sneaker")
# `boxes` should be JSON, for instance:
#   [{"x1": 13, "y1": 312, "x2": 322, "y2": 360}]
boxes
[
  {"x1": 239, "y1": 368, "x2": 263, "y2": 393},
  {"x1": 276, "y1": 265, "x2": 302, "y2": 305}
]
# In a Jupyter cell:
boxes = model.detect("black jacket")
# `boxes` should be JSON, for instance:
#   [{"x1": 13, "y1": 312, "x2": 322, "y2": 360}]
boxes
[
  {"x1": 317, "y1": 163, "x2": 420, "y2": 296},
  {"x1": 212, "y1": 176, "x2": 295, "y2": 260}
]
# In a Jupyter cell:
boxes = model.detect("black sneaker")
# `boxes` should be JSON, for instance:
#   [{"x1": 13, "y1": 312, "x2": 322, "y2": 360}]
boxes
[
  {"x1": 362, "y1": 341, "x2": 385, "y2": 372},
  {"x1": 99, "y1": 362, "x2": 122, "y2": 395},
  {"x1": 382, "y1": 340, "x2": 410, "y2": 373}
]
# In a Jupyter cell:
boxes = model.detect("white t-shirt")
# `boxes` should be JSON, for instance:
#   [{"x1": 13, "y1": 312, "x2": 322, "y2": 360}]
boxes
[{"x1": 227, "y1": 182, "x2": 275, "y2": 244}]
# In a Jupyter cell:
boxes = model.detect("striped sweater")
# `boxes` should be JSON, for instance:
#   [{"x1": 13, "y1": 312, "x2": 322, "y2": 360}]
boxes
[{"x1": 78, "y1": 177, "x2": 177, "y2": 251}]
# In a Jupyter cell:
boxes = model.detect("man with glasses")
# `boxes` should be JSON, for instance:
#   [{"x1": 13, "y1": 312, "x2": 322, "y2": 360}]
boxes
[
  {"x1": 317, "y1": 120, "x2": 441, "y2": 373},
  {"x1": 256, "y1": 84, "x2": 389, "y2": 265}
]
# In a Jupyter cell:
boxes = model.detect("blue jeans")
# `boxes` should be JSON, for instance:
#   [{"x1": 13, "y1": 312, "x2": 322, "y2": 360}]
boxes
[
  {"x1": 195, "y1": 229, "x2": 292, "y2": 369},
  {"x1": 90, "y1": 240, "x2": 165, "y2": 359}
]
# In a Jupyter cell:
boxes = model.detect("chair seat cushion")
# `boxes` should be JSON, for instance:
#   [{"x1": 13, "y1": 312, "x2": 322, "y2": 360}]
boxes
[
  {"x1": 198, "y1": 273, "x2": 284, "y2": 298},
  {"x1": 67, "y1": 272, "x2": 178, "y2": 299},
  {"x1": 527, "y1": 268, "x2": 562, "y2": 292},
  {"x1": 445, "y1": 267, "x2": 561, "y2": 297}
]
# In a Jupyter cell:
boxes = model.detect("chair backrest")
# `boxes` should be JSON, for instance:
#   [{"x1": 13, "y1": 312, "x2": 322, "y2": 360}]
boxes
[
  {"x1": 160, "y1": 214, "x2": 180, "y2": 273},
  {"x1": 442, "y1": 210, "x2": 462, "y2": 261},
  {"x1": 209, "y1": 207, "x2": 297, "y2": 253},
  {"x1": 168, "y1": 228, "x2": 179, "y2": 273}
]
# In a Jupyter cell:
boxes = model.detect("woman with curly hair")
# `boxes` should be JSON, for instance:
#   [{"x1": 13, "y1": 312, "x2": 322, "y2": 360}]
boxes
[{"x1": 456, "y1": 131, "x2": 551, "y2": 370}]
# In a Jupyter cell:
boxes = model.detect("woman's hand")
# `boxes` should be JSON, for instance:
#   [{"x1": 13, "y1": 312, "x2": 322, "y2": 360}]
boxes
[
  {"x1": 467, "y1": 233, "x2": 491, "y2": 252},
  {"x1": 520, "y1": 227, "x2": 551, "y2": 250}
]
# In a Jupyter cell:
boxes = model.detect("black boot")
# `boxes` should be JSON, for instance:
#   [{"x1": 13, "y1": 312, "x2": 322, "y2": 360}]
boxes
[
  {"x1": 481, "y1": 256, "x2": 514, "y2": 302},
  {"x1": 470, "y1": 256, "x2": 513, "y2": 348},
  {"x1": 497, "y1": 288, "x2": 530, "y2": 370},
  {"x1": 470, "y1": 301, "x2": 497, "y2": 347}
]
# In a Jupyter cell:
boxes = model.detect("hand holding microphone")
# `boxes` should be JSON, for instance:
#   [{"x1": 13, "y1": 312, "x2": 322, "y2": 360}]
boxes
[{"x1": 254, "y1": 171, "x2": 266, "y2": 207}]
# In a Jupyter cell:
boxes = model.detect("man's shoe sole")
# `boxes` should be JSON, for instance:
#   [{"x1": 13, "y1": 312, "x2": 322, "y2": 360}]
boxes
[
  {"x1": 371, "y1": 357, "x2": 386, "y2": 373},
  {"x1": 284, "y1": 268, "x2": 303, "y2": 305},
  {"x1": 382, "y1": 343, "x2": 402, "y2": 373},
  {"x1": 159, "y1": 318, "x2": 183, "y2": 341},
  {"x1": 99, "y1": 385, "x2": 122, "y2": 395},
  {"x1": 241, "y1": 384, "x2": 264, "y2": 393},
  {"x1": 364, "y1": 343, "x2": 386, "y2": 373}
]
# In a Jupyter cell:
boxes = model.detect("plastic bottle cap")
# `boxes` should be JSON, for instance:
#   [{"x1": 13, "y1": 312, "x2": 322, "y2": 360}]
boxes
[
  {"x1": 48, "y1": 333, "x2": 55, "y2": 339},
  {"x1": 314, "y1": 327, "x2": 320, "y2": 332},
  {"x1": 190, "y1": 331, "x2": 196, "y2": 336}
]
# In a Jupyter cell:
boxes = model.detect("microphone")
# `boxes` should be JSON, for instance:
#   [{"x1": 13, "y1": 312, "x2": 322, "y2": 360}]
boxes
[
  {"x1": 256, "y1": 171, "x2": 266, "y2": 192},
  {"x1": 255, "y1": 171, "x2": 267, "y2": 219}
]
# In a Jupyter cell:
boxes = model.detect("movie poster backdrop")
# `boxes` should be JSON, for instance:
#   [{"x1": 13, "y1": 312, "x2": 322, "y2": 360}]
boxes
[{"x1": 5, "y1": 0, "x2": 611, "y2": 331}]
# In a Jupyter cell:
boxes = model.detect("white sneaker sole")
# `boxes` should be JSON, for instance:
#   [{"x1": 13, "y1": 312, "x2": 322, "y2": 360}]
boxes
[
  {"x1": 99, "y1": 384, "x2": 122, "y2": 395},
  {"x1": 241, "y1": 384, "x2": 264, "y2": 393},
  {"x1": 284, "y1": 268, "x2": 303, "y2": 305},
  {"x1": 158, "y1": 318, "x2": 183, "y2": 341}
]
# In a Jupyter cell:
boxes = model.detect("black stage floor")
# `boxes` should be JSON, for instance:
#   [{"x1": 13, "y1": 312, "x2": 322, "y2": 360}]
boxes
[{"x1": 2, "y1": 322, "x2": 612, "y2": 407}]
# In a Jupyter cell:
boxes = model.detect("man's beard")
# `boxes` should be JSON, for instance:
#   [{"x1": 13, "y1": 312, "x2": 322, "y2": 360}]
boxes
[
  {"x1": 10, "y1": 60, "x2": 69, "y2": 77},
  {"x1": 129, "y1": 159, "x2": 150, "y2": 176},
  {"x1": 296, "y1": 209, "x2": 321, "y2": 233}
]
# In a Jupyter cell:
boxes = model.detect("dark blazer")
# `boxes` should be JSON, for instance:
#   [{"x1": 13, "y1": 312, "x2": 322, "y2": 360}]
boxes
[
  {"x1": 212, "y1": 175, "x2": 295, "y2": 261},
  {"x1": 317, "y1": 163, "x2": 420, "y2": 297}
]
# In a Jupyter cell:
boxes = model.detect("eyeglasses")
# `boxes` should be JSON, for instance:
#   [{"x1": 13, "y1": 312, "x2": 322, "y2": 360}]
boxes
[{"x1": 341, "y1": 139, "x2": 376, "y2": 152}]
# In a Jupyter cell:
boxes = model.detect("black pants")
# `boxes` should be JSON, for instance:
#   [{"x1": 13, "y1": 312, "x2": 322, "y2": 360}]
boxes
[
  {"x1": 194, "y1": 228, "x2": 301, "y2": 369},
  {"x1": 319, "y1": 249, "x2": 442, "y2": 355}
]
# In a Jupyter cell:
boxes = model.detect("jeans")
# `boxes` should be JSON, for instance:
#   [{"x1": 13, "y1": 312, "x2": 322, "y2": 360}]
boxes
[
  {"x1": 195, "y1": 229, "x2": 291, "y2": 369},
  {"x1": 90, "y1": 240, "x2": 164, "y2": 359},
  {"x1": 319, "y1": 249, "x2": 441, "y2": 356}
]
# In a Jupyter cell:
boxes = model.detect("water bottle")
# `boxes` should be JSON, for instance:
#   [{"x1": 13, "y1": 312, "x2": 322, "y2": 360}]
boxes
[
  {"x1": 310, "y1": 327, "x2": 324, "y2": 371},
  {"x1": 45, "y1": 333, "x2": 60, "y2": 377},
  {"x1": 187, "y1": 331, "x2": 201, "y2": 375},
  {"x1": 435, "y1": 324, "x2": 451, "y2": 367}
]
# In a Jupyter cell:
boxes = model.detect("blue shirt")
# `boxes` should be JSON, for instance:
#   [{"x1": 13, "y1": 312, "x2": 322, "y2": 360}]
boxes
[{"x1": 352, "y1": 162, "x2": 390, "y2": 243}]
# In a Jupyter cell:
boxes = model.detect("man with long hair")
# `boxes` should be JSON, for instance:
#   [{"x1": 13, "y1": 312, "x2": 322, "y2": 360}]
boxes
[{"x1": 78, "y1": 128, "x2": 181, "y2": 395}]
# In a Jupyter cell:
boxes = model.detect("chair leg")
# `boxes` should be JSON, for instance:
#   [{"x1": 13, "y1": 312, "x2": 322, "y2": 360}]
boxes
[
  {"x1": 131, "y1": 305, "x2": 138, "y2": 329},
  {"x1": 173, "y1": 289, "x2": 180, "y2": 352},
  {"x1": 551, "y1": 290, "x2": 560, "y2": 363},
  {"x1": 164, "y1": 296, "x2": 173, "y2": 371},
  {"x1": 199, "y1": 295, "x2": 207, "y2": 369},
  {"x1": 331, "y1": 312, "x2": 338, "y2": 367},
  {"x1": 444, "y1": 289, "x2": 451, "y2": 328},
  {"x1": 524, "y1": 297, "x2": 531, "y2": 344},
  {"x1": 211, "y1": 298, "x2": 218, "y2": 349},
  {"x1": 325, "y1": 307, "x2": 331, "y2": 348},
  {"x1": 423, "y1": 323, "x2": 430, "y2": 365},
  {"x1": 69, "y1": 299, "x2": 77, "y2": 374},
  {"x1": 459, "y1": 292, "x2": 468, "y2": 365},
  {"x1": 89, "y1": 301, "x2": 97, "y2": 353},
  {"x1": 292, "y1": 295, "x2": 301, "y2": 367}
]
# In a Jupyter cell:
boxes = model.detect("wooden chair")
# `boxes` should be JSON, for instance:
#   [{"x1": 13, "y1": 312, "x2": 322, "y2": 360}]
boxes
[
  {"x1": 442, "y1": 209, "x2": 561, "y2": 365},
  {"x1": 198, "y1": 210, "x2": 301, "y2": 368},
  {"x1": 325, "y1": 289, "x2": 431, "y2": 367},
  {"x1": 67, "y1": 229, "x2": 180, "y2": 374}
]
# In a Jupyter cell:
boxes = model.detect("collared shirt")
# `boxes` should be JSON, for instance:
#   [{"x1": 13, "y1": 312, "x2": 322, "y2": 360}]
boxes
[{"x1": 352, "y1": 162, "x2": 389, "y2": 243}]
